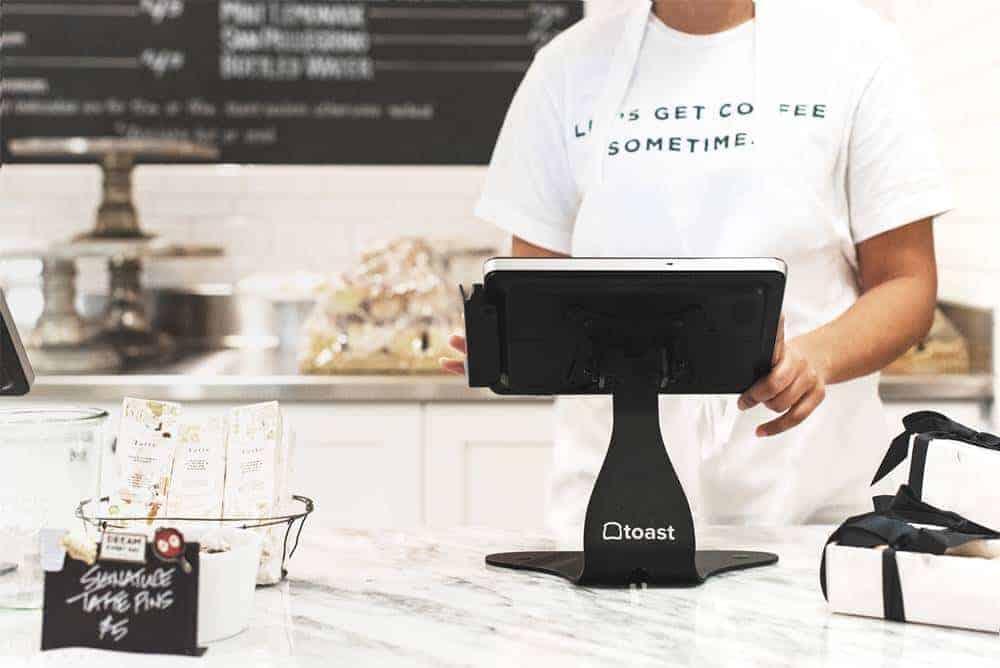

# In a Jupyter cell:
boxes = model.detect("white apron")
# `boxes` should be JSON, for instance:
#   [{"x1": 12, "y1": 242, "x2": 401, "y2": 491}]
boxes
[{"x1": 547, "y1": 0, "x2": 892, "y2": 539}]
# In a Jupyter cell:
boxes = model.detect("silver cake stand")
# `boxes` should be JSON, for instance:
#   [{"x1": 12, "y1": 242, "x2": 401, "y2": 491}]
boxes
[{"x1": 6, "y1": 138, "x2": 222, "y2": 371}]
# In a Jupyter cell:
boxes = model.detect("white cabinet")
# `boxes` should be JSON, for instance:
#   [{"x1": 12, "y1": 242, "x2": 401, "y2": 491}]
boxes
[
  {"x1": 282, "y1": 403, "x2": 423, "y2": 530},
  {"x1": 424, "y1": 403, "x2": 554, "y2": 530}
]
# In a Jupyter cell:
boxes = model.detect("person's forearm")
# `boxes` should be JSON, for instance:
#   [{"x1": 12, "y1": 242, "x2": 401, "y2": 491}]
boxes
[
  {"x1": 795, "y1": 273, "x2": 936, "y2": 385},
  {"x1": 512, "y1": 236, "x2": 568, "y2": 258}
]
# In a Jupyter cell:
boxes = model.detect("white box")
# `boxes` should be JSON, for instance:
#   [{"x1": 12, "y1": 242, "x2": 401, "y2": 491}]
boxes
[
  {"x1": 824, "y1": 543, "x2": 1000, "y2": 633},
  {"x1": 902, "y1": 436, "x2": 1000, "y2": 531}
]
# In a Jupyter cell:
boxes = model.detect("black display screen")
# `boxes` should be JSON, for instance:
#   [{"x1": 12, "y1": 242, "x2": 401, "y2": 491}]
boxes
[{"x1": 472, "y1": 266, "x2": 786, "y2": 395}]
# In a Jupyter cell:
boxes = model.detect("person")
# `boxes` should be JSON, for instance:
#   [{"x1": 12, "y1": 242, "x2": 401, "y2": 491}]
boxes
[{"x1": 443, "y1": 0, "x2": 951, "y2": 532}]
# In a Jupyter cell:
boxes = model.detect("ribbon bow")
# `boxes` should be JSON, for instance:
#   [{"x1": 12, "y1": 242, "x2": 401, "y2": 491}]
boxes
[
  {"x1": 870, "y1": 411, "x2": 1000, "y2": 486},
  {"x1": 820, "y1": 485, "x2": 1000, "y2": 622},
  {"x1": 825, "y1": 485, "x2": 995, "y2": 566}
]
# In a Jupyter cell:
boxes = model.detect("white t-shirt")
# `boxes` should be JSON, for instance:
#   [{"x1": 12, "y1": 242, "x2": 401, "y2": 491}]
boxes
[
  {"x1": 475, "y1": 2, "x2": 951, "y2": 292},
  {"x1": 473, "y1": 0, "x2": 954, "y2": 528},
  {"x1": 604, "y1": 15, "x2": 757, "y2": 167}
]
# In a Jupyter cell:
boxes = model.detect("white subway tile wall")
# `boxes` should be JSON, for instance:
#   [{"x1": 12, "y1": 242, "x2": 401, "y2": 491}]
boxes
[
  {"x1": 890, "y1": 0, "x2": 1000, "y2": 308},
  {"x1": 0, "y1": 0, "x2": 995, "y2": 322},
  {"x1": 0, "y1": 165, "x2": 502, "y2": 304}
]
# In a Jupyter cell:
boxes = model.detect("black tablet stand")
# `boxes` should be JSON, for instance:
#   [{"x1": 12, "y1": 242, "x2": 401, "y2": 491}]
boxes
[
  {"x1": 464, "y1": 284, "x2": 777, "y2": 586},
  {"x1": 0, "y1": 289, "x2": 34, "y2": 396}
]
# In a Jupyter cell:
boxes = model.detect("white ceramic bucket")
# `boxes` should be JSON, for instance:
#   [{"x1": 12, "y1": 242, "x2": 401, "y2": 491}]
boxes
[{"x1": 189, "y1": 528, "x2": 264, "y2": 644}]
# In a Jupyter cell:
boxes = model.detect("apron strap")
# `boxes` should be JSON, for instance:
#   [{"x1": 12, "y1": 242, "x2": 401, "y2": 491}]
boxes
[
  {"x1": 585, "y1": 1, "x2": 653, "y2": 192},
  {"x1": 585, "y1": 1, "x2": 778, "y2": 189}
]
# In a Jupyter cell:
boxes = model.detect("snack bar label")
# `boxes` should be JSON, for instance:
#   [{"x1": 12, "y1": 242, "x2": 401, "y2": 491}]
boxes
[{"x1": 100, "y1": 533, "x2": 147, "y2": 565}]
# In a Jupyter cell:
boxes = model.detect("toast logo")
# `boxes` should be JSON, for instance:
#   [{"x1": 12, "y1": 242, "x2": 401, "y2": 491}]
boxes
[{"x1": 602, "y1": 522, "x2": 676, "y2": 541}]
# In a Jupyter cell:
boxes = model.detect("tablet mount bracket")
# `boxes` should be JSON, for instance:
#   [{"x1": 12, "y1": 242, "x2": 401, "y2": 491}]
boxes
[{"x1": 466, "y1": 287, "x2": 777, "y2": 586}]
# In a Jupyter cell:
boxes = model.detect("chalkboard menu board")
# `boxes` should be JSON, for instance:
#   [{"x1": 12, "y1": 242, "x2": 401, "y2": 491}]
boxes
[
  {"x1": 42, "y1": 542, "x2": 202, "y2": 655},
  {"x1": 0, "y1": 0, "x2": 583, "y2": 164}
]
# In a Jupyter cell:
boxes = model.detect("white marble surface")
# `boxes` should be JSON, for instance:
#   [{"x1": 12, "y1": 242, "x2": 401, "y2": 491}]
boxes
[{"x1": 2, "y1": 526, "x2": 999, "y2": 667}]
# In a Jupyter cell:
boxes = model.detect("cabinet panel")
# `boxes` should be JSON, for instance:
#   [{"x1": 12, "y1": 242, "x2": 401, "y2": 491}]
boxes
[
  {"x1": 425, "y1": 403, "x2": 554, "y2": 530},
  {"x1": 464, "y1": 441, "x2": 551, "y2": 530},
  {"x1": 282, "y1": 403, "x2": 423, "y2": 529}
]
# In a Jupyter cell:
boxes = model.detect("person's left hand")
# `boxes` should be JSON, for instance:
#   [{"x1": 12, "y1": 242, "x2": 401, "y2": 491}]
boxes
[
  {"x1": 737, "y1": 317, "x2": 830, "y2": 437},
  {"x1": 440, "y1": 334, "x2": 467, "y2": 375}
]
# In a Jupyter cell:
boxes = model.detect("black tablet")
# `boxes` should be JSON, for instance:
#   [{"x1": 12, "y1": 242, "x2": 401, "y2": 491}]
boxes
[
  {"x1": 1, "y1": 290, "x2": 34, "y2": 396},
  {"x1": 464, "y1": 257, "x2": 786, "y2": 396}
]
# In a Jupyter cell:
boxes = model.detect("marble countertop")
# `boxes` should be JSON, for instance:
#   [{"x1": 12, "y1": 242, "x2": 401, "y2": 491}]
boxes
[{"x1": 2, "y1": 526, "x2": 998, "y2": 667}]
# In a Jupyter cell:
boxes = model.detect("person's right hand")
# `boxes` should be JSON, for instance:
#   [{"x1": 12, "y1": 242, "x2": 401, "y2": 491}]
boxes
[{"x1": 440, "y1": 334, "x2": 467, "y2": 375}]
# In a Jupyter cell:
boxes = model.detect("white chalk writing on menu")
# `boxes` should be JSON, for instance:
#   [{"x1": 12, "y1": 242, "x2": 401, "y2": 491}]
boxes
[
  {"x1": 2, "y1": 1, "x2": 584, "y2": 164},
  {"x1": 64, "y1": 565, "x2": 176, "y2": 643}
]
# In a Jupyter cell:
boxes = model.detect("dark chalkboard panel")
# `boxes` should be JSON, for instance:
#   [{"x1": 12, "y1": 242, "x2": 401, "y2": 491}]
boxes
[
  {"x1": 42, "y1": 543, "x2": 202, "y2": 655},
  {"x1": 0, "y1": 0, "x2": 583, "y2": 164}
]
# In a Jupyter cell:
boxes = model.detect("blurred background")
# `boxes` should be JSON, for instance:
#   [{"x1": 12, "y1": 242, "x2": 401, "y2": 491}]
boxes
[{"x1": 0, "y1": 0, "x2": 997, "y2": 532}]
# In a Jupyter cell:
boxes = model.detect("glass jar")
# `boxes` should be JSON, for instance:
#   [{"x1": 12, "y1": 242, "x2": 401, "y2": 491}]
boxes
[{"x1": 0, "y1": 408, "x2": 107, "y2": 609}]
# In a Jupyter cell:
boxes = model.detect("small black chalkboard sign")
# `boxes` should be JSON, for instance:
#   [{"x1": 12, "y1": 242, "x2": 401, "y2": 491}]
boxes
[{"x1": 42, "y1": 542, "x2": 204, "y2": 656}]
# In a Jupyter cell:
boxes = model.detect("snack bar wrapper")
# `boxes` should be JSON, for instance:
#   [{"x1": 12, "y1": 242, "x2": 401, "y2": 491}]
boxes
[
  {"x1": 166, "y1": 416, "x2": 227, "y2": 520},
  {"x1": 223, "y1": 401, "x2": 291, "y2": 584},
  {"x1": 116, "y1": 397, "x2": 182, "y2": 519}
]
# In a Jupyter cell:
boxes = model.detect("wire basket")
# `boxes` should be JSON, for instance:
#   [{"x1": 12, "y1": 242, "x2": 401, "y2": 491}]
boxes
[{"x1": 75, "y1": 494, "x2": 315, "y2": 582}]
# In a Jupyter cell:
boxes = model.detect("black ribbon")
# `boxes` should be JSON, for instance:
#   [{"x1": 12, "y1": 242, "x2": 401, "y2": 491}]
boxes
[
  {"x1": 870, "y1": 411, "x2": 1000, "y2": 486},
  {"x1": 820, "y1": 485, "x2": 1000, "y2": 623},
  {"x1": 881, "y1": 549, "x2": 905, "y2": 622}
]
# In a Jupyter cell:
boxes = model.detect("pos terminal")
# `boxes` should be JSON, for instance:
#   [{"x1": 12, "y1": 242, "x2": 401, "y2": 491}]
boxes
[
  {"x1": 462, "y1": 258, "x2": 786, "y2": 587},
  {"x1": 0, "y1": 290, "x2": 34, "y2": 396}
]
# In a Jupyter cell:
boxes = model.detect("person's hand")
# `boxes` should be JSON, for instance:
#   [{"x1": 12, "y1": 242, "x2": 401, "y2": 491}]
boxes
[
  {"x1": 440, "y1": 334, "x2": 467, "y2": 375},
  {"x1": 737, "y1": 317, "x2": 829, "y2": 437}
]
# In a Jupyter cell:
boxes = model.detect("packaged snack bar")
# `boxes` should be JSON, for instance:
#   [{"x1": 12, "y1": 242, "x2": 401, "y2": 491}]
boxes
[
  {"x1": 223, "y1": 401, "x2": 290, "y2": 584},
  {"x1": 165, "y1": 416, "x2": 227, "y2": 519},
  {"x1": 116, "y1": 397, "x2": 182, "y2": 519},
  {"x1": 223, "y1": 402, "x2": 282, "y2": 518}
]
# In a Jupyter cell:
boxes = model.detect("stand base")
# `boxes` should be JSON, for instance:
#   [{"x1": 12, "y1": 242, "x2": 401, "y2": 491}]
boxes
[
  {"x1": 483, "y1": 384, "x2": 780, "y2": 587},
  {"x1": 486, "y1": 550, "x2": 777, "y2": 586}
]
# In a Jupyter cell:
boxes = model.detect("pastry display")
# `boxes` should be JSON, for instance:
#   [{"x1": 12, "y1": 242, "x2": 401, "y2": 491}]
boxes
[
  {"x1": 884, "y1": 308, "x2": 972, "y2": 375},
  {"x1": 299, "y1": 238, "x2": 462, "y2": 374}
]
